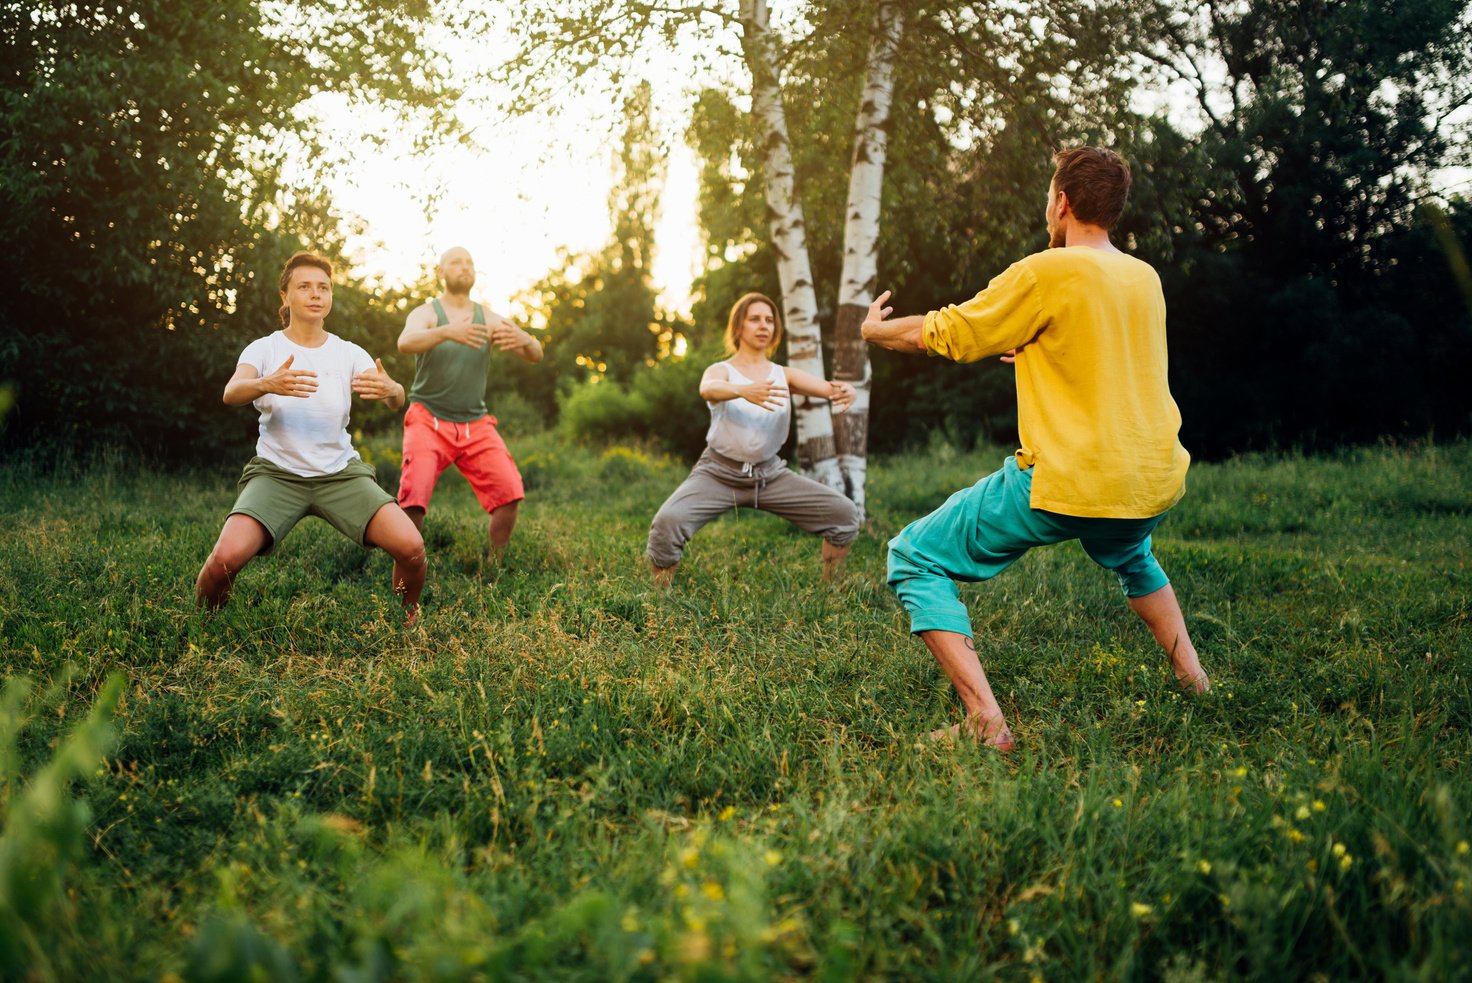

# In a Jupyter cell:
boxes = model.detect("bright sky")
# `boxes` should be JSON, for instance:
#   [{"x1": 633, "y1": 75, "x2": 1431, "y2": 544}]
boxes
[
  {"x1": 306, "y1": 4, "x2": 1472, "y2": 322},
  {"x1": 315, "y1": 100, "x2": 705, "y2": 317},
  {"x1": 306, "y1": 8, "x2": 745, "y2": 319}
]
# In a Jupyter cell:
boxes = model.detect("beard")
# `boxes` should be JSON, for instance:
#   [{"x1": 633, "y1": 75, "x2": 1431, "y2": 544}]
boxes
[
  {"x1": 1048, "y1": 224, "x2": 1066, "y2": 248},
  {"x1": 445, "y1": 273, "x2": 475, "y2": 293}
]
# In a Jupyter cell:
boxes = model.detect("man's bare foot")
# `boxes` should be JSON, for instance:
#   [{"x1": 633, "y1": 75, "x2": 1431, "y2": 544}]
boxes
[
  {"x1": 1176, "y1": 671, "x2": 1210, "y2": 694},
  {"x1": 919, "y1": 716, "x2": 1015, "y2": 751},
  {"x1": 403, "y1": 606, "x2": 419, "y2": 627},
  {"x1": 1171, "y1": 655, "x2": 1211, "y2": 694}
]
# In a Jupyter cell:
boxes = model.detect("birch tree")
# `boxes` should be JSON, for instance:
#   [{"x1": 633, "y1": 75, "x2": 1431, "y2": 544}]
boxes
[
  {"x1": 736, "y1": 0, "x2": 842, "y2": 491},
  {"x1": 495, "y1": 0, "x2": 905, "y2": 503},
  {"x1": 831, "y1": 0, "x2": 903, "y2": 512}
]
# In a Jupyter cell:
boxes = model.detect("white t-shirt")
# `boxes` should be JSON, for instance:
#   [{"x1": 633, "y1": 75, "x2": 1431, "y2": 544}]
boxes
[
  {"x1": 238, "y1": 331, "x2": 375, "y2": 477},
  {"x1": 706, "y1": 360, "x2": 791, "y2": 464}
]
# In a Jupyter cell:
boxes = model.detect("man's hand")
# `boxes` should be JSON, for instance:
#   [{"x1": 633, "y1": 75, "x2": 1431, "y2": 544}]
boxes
[
  {"x1": 737, "y1": 378, "x2": 789, "y2": 411},
  {"x1": 1000, "y1": 349, "x2": 1017, "y2": 364},
  {"x1": 865, "y1": 290, "x2": 894, "y2": 327},
  {"x1": 861, "y1": 290, "x2": 926, "y2": 353},
  {"x1": 827, "y1": 380, "x2": 856, "y2": 413},
  {"x1": 490, "y1": 316, "x2": 534, "y2": 352},
  {"x1": 444, "y1": 319, "x2": 492, "y2": 349},
  {"x1": 352, "y1": 358, "x2": 403, "y2": 402},
  {"x1": 260, "y1": 355, "x2": 317, "y2": 398}
]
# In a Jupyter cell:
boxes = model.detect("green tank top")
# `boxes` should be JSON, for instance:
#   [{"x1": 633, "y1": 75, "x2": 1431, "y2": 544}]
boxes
[{"x1": 407, "y1": 299, "x2": 491, "y2": 422}]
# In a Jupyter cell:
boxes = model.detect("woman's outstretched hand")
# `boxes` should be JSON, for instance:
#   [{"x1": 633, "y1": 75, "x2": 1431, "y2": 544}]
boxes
[
  {"x1": 827, "y1": 380, "x2": 856, "y2": 413},
  {"x1": 738, "y1": 377, "x2": 789, "y2": 411}
]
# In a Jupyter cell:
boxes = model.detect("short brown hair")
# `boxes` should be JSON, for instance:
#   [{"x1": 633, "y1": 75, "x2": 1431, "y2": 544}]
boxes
[
  {"x1": 724, "y1": 292, "x2": 783, "y2": 357},
  {"x1": 1052, "y1": 148, "x2": 1132, "y2": 229},
  {"x1": 277, "y1": 251, "x2": 333, "y2": 328}
]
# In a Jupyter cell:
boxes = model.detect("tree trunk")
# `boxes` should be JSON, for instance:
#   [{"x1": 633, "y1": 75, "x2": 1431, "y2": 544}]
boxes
[
  {"x1": 738, "y1": 0, "x2": 843, "y2": 490},
  {"x1": 832, "y1": 0, "x2": 903, "y2": 518}
]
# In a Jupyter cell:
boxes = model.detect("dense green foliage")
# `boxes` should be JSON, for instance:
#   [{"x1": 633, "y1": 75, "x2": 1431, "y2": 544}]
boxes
[
  {"x1": 671, "y1": 0, "x2": 1472, "y2": 459},
  {"x1": 1126, "y1": 0, "x2": 1472, "y2": 454},
  {"x1": 2, "y1": 438, "x2": 1469, "y2": 980},
  {"x1": 0, "y1": 0, "x2": 457, "y2": 460},
  {"x1": 6, "y1": 0, "x2": 1468, "y2": 466},
  {"x1": 508, "y1": 82, "x2": 686, "y2": 435}
]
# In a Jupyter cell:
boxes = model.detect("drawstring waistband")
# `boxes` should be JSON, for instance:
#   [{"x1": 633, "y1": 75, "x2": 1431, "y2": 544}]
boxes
[
  {"x1": 703, "y1": 447, "x2": 777, "y2": 510},
  {"x1": 430, "y1": 417, "x2": 471, "y2": 440}
]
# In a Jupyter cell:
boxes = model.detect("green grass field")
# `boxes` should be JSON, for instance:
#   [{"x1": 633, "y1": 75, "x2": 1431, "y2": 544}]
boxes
[{"x1": 2, "y1": 436, "x2": 1470, "y2": 981}]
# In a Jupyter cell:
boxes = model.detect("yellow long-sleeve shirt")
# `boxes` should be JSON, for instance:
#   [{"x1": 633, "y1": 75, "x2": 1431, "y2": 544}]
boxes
[{"x1": 923, "y1": 246, "x2": 1189, "y2": 518}]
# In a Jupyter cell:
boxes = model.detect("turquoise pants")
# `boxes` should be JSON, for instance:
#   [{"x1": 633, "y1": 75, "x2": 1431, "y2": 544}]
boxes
[{"x1": 887, "y1": 457, "x2": 1171, "y2": 637}]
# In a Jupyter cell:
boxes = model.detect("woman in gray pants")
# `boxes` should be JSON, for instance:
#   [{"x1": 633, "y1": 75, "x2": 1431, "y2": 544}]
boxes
[{"x1": 647, "y1": 292, "x2": 861, "y2": 585}]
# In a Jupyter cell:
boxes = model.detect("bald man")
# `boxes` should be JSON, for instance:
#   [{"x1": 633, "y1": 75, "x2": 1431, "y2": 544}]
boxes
[{"x1": 396, "y1": 247, "x2": 544, "y2": 561}]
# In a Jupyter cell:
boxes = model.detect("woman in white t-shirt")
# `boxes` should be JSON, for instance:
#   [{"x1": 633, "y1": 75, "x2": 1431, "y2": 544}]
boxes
[
  {"x1": 194, "y1": 251, "x2": 427, "y2": 620},
  {"x1": 646, "y1": 292, "x2": 861, "y2": 585}
]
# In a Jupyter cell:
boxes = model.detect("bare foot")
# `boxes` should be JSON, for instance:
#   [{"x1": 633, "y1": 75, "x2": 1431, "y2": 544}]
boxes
[
  {"x1": 403, "y1": 606, "x2": 419, "y2": 627},
  {"x1": 919, "y1": 716, "x2": 1015, "y2": 752},
  {"x1": 1172, "y1": 656, "x2": 1211, "y2": 694}
]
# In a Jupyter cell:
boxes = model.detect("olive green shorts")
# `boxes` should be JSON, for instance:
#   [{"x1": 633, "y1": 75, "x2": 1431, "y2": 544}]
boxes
[{"x1": 230, "y1": 456, "x2": 394, "y2": 554}]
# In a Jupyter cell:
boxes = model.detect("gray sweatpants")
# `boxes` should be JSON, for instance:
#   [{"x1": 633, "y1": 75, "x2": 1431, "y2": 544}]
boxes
[{"x1": 646, "y1": 448, "x2": 861, "y2": 568}]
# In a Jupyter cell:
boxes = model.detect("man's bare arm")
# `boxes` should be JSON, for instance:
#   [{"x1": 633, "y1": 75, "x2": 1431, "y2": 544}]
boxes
[
  {"x1": 861, "y1": 291, "x2": 927, "y2": 353},
  {"x1": 398, "y1": 304, "x2": 490, "y2": 353},
  {"x1": 490, "y1": 314, "x2": 543, "y2": 363}
]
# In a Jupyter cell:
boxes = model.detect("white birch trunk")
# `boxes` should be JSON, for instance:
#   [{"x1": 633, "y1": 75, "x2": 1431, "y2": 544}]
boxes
[
  {"x1": 831, "y1": 0, "x2": 903, "y2": 518},
  {"x1": 738, "y1": 0, "x2": 843, "y2": 491}
]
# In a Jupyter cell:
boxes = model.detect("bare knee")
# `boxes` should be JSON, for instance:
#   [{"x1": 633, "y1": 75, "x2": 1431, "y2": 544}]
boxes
[
  {"x1": 390, "y1": 534, "x2": 427, "y2": 572},
  {"x1": 203, "y1": 545, "x2": 254, "y2": 582}
]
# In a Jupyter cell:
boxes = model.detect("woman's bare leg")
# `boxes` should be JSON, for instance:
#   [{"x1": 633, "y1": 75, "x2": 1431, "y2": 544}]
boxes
[
  {"x1": 195, "y1": 514, "x2": 271, "y2": 610},
  {"x1": 365, "y1": 504, "x2": 427, "y2": 621}
]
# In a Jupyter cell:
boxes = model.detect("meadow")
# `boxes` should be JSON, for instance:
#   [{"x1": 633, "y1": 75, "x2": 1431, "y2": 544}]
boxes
[{"x1": 1, "y1": 435, "x2": 1469, "y2": 981}]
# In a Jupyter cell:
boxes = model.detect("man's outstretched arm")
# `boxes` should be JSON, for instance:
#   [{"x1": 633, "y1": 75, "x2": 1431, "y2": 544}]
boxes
[{"x1": 861, "y1": 290, "x2": 927, "y2": 353}]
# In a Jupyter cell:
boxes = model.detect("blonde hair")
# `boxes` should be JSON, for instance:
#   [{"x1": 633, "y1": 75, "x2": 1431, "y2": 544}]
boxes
[{"x1": 724, "y1": 292, "x2": 783, "y2": 357}]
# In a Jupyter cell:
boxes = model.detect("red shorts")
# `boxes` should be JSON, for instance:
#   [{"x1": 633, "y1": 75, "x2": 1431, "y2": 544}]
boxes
[{"x1": 397, "y1": 401, "x2": 525, "y2": 514}]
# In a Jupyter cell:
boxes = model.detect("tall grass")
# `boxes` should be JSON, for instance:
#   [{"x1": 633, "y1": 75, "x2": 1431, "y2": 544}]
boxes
[{"x1": 0, "y1": 437, "x2": 1468, "y2": 980}]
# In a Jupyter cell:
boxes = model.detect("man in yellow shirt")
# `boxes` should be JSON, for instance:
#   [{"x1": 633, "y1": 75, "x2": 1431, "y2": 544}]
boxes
[{"x1": 863, "y1": 147, "x2": 1210, "y2": 750}]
